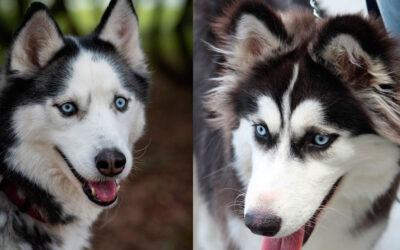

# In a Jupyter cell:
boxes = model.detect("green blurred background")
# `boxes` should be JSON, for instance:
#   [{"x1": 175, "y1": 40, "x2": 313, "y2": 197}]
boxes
[
  {"x1": 0, "y1": 0, "x2": 192, "y2": 81},
  {"x1": 0, "y1": 0, "x2": 193, "y2": 249}
]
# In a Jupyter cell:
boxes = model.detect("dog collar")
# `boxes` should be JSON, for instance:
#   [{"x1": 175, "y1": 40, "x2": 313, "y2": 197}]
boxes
[{"x1": 0, "y1": 179, "x2": 46, "y2": 223}]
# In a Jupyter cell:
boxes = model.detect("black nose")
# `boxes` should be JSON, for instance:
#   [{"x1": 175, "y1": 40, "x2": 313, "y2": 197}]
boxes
[
  {"x1": 245, "y1": 212, "x2": 281, "y2": 236},
  {"x1": 95, "y1": 149, "x2": 126, "y2": 177}
]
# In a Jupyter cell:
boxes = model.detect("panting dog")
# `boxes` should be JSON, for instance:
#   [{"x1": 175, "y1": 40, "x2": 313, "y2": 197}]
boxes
[
  {"x1": 0, "y1": 0, "x2": 149, "y2": 249},
  {"x1": 194, "y1": 0, "x2": 400, "y2": 249}
]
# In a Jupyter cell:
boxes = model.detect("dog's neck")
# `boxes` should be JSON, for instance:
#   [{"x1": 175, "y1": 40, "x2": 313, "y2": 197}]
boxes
[
  {"x1": 0, "y1": 164, "x2": 102, "y2": 249},
  {"x1": 0, "y1": 167, "x2": 77, "y2": 226},
  {"x1": 0, "y1": 177, "x2": 48, "y2": 223}
]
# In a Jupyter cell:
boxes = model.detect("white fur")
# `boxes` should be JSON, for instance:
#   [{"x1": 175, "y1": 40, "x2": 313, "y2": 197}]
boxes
[
  {"x1": 232, "y1": 119, "x2": 253, "y2": 186},
  {"x1": 195, "y1": 187, "x2": 226, "y2": 250},
  {"x1": 254, "y1": 96, "x2": 281, "y2": 134},
  {"x1": 291, "y1": 99, "x2": 326, "y2": 136}
]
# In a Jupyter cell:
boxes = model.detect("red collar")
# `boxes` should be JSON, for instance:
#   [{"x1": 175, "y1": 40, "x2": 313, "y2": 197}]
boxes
[{"x1": 0, "y1": 180, "x2": 46, "y2": 223}]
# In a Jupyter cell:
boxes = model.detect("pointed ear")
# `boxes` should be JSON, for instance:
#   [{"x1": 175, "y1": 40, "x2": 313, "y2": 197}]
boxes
[
  {"x1": 94, "y1": 0, "x2": 146, "y2": 71},
  {"x1": 211, "y1": 1, "x2": 291, "y2": 70},
  {"x1": 8, "y1": 2, "x2": 64, "y2": 76},
  {"x1": 312, "y1": 15, "x2": 400, "y2": 143}
]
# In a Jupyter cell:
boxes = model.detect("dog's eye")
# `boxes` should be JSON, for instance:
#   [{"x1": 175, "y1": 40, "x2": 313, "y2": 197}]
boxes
[
  {"x1": 313, "y1": 134, "x2": 331, "y2": 146},
  {"x1": 58, "y1": 102, "x2": 77, "y2": 117},
  {"x1": 255, "y1": 124, "x2": 268, "y2": 137},
  {"x1": 114, "y1": 96, "x2": 128, "y2": 111}
]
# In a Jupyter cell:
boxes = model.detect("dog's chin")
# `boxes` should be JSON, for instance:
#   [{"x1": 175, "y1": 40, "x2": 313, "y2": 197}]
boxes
[{"x1": 54, "y1": 147, "x2": 120, "y2": 207}]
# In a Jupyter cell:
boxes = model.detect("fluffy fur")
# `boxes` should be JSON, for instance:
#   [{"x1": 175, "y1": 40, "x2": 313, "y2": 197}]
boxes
[
  {"x1": 0, "y1": 0, "x2": 149, "y2": 249},
  {"x1": 194, "y1": 0, "x2": 400, "y2": 249}
]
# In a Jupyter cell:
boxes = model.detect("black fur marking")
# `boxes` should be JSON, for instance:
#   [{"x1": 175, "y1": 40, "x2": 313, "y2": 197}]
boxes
[
  {"x1": 290, "y1": 56, "x2": 375, "y2": 135},
  {"x1": 12, "y1": 214, "x2": 61, "y2": 250},
  {"x1": 233, "y1": 53, "x2": 297, "y2": 121}
]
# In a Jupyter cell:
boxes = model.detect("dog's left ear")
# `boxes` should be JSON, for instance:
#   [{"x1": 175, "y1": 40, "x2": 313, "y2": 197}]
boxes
[
  {"x1": 94, "y1": 0, "x2": 146, "y2": 71},
  {"x1": 312, "y1": 15, "x2": 400, "y2": 143}
]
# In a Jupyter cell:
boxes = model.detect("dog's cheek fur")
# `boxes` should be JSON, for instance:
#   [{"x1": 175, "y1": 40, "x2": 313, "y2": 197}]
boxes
[{"x1": 311, "y1": 15, "x2": 400, "y2": 144}]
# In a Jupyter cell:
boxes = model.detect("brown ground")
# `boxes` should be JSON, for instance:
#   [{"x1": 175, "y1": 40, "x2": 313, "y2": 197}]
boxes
[{"x1": 91, "y1": 73, "x2": 193, "y2": 250}]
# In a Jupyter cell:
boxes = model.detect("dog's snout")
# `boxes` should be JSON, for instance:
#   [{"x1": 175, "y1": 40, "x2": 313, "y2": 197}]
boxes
[
  {"x1": 244, "y1": 212, "x2": 281, "y2": 237},
  {"x1": 95, "y1": 149, "x2": 126, "y2": 177}
]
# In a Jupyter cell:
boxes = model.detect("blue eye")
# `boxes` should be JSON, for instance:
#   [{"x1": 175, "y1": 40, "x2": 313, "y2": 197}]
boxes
[
  {"x1": 58, "y1": 102, "x2": 77, "y2": 116},
  {"x1": 115, "y1": 96, "x2": 128, "y2": 111},
  {"x1": 314, "y1": 134, "x2": 330, "y2": 145},
  {"x1": 256, "y1": 124, "x2": 268, "y2": 137}
]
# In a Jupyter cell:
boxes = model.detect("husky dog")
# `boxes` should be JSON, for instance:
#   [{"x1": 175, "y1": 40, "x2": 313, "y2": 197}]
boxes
[
  {"x1": 194, "y1": 0, "x2": 400, "y2": 249},
  {"x1": 0, "y1": 0, "x2": 149, "y2": 249}
]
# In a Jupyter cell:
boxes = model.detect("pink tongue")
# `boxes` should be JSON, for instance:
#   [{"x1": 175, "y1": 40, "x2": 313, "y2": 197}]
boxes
[
  {"x1": 88, "y1": 181, "x2": 117, "y2": 202},
  {"x1": 261, "y1": 226, "x2": 304, "y2": 250}
]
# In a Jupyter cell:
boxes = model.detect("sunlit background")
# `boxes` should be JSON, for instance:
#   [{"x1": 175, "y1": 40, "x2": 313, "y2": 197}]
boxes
[{"x1": 0, "y1": 1, "x2": 193, "y2": 249}]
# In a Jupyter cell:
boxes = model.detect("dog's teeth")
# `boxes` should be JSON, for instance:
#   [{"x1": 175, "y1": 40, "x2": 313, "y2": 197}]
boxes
[
  {"x1": 116, "y1": 185, "x2": 120, "y2": 192},
  {"x1": 91, "y1": 187, "x2": 96, "y2": 196}
]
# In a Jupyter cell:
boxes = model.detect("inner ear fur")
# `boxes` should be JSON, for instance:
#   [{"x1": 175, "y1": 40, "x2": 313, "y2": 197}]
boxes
[
  {"x1": 94, "y1": 0, "x2": 147, "y2": 74},
  {"x1": 8, "y1": 2, "x2": 64, "y2": 76},
  {"x1": 211, "y1": 0, "x2": 291, "y2": 70}
]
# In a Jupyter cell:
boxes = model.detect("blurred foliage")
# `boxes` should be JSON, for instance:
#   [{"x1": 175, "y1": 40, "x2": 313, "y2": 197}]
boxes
[{"x1": 0, "y1": 0, "x2": 193, "y2": 83}]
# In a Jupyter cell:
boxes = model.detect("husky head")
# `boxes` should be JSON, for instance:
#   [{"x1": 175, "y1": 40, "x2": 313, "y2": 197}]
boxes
[
  {"x1": 207, "y1": 0, "x2": 400, "y2": 245},
  {"x1": 0, "y1": 0, "x2": 148, "y2": 211}
]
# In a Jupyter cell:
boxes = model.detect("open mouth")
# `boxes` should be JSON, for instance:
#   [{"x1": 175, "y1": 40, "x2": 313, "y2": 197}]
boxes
[
  {"x1": 55, "y1": 147, "x2": 120, "y2": 207},
  {"x1": 261, "y1": 177, "x2": 343, "y2": 250}
]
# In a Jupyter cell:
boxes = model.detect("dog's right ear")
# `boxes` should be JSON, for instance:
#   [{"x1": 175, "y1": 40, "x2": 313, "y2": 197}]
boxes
[
  {"x1": 311, "y1": 15, "x2": 400, "y2": 144},
  {"x1": 211, "y1": 0, "x2": 291, "y2": 70},
  {"x1": 8, "y1": 2, "x2": 64, "y2": 76},
  {"x1": 94, "y1": 0, "x2": 146, "y2": 73}
]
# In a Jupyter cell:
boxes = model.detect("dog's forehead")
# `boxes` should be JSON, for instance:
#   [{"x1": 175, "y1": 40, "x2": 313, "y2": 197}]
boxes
[
  {"x1": 253, "y1": 62, "x2": 325, "y2": 134},
  {"x1": 248, "y1": 55, "x2": 374, "y2": 136},
  {"x1": 66, "y1": 51, "x2": 123, "y2": 96},
  {"x1": 256, "y1": 96, "x2": 325, "y2": 134}
]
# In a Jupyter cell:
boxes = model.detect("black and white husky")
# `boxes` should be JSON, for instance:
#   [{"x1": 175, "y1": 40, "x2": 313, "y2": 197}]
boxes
[
  {"x1": 0, "y1": 0, "x2": 149, "y2": 249},
  {"x1": 194, "y1": 0, "x2": 400, "y2": 249}
]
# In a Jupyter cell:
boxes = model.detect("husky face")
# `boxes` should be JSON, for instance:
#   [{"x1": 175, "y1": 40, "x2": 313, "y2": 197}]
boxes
[
  {"x1": 1, "y1": 0, "x2": 148, "y2": 208},
  {"x1": 207, "y1": 0, "x2": 400, "y2": 244}
]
